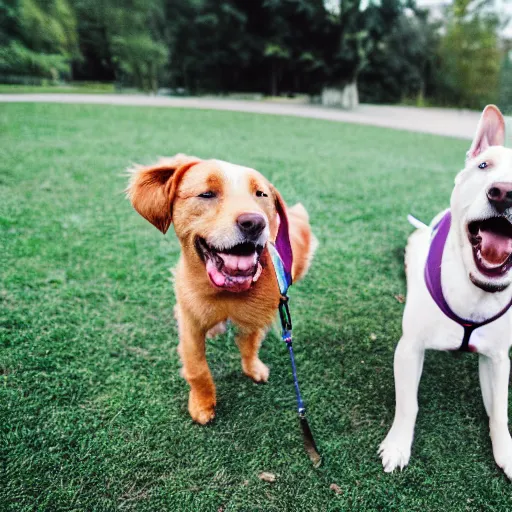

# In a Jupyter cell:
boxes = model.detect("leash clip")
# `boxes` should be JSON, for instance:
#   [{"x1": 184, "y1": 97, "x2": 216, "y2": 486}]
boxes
[{"x1": 279, "y1": 295, "x2": 293, "y2": 333}]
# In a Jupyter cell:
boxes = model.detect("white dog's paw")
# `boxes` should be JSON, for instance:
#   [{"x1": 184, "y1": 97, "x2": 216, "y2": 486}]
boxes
[
  {"x1": 492, "y1": 430, "x2": 512, "y2": 480},
  {"x1": 499, "y1": 458, "x2": 512, "y2": 481},
  {"x1": 378, "y1": 434, "x2": 412, "y2": 473}
]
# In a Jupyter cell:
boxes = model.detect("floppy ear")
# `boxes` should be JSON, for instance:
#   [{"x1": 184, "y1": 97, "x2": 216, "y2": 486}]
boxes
[
  {"x1": 467, "y1": 105, "x2": 505, "y2": 161},
  {"x1": 270, "y1": 184, "x2": 293, "y2": 275},
  {"x1": 126, "y1": 154, "x2": 201, "y2": 234}
]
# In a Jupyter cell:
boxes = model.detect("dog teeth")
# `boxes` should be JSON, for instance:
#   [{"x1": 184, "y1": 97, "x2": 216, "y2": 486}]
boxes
[
  {"x1": 218, "y1": 252, "x2": 258, "y2": 272},
  {"x1": 252, "y1": 262, "x2": 263, "y2": 282}
]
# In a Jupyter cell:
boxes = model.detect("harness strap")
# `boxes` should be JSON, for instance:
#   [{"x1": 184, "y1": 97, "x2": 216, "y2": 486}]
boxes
[
  {"x1": 459, "y1": 326, "x2": 476, "y2": 352},
  {"x1": 424, "y1": 210, "x2": 512, "y2": 351}
]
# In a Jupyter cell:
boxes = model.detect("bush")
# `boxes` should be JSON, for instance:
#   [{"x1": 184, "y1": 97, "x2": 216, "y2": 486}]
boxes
[{"x1": 0, "y1": 41, "x2": 70, "y2": 79}]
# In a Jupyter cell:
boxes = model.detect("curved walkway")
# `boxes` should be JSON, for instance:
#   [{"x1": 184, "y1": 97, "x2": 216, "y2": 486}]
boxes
[{"x1": 0, "y1": 93, "x2": 480, "y2": 140}]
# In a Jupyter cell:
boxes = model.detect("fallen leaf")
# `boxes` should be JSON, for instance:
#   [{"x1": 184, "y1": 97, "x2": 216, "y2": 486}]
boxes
[
  {"x1": 394, "y1": 294, "x2": 405, "y2": 304},
  {"x1": 258, "y1": 472, "x2": 276, "y2": 483},
  {"x1": 330, "y1": 483, "x2": 342, "y2": 494}
]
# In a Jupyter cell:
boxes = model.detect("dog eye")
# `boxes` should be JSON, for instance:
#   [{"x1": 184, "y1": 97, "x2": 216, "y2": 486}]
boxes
[
  {"x1": 256, "y1": 190, "x2": 268, "y2": 198},
  {"x1": 478, "y1": 162, "x2": 488, "y2": 169},
  {"x1": 198, "y1": 191, "x2": 216, "y2": 199}
]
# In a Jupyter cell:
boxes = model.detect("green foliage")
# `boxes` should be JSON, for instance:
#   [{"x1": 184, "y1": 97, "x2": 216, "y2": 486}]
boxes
[
  {"x1": 0, "y1": 39, "x2": 69, "y2": 78},
  {"x1": 324, "y1": 0, "x2": 405, "y2": 87},
  {"x1": 360, "y1": 10, "x2": 439, "y2": 104},
  {"x1": 18, "y1": 0, "x2": 77, "y2": 55},
  {"x1": 264, "y1": 43, "x2": 291, "y2": 59},
  {"x1": 0, "y1": 0, "x2": 77, "y2": 78},
  {"x1": 166, "y1": 0, "x2": 253, "y2": 93},
  {"x1": 499, "y1": 50, "x2": 512, "y2": 115},
  {"x1": 435, "y1": 0, "x2": 501, "y2": 108},
  {"x1": 0, "y1": 0, "x2": 506, "y2": 106},
  {"x1": 70, "y1": 0, "x2": 168, "y2": 89},
  {"x1": 112, "y1": 34, "x2": 167, "y2": 92}
]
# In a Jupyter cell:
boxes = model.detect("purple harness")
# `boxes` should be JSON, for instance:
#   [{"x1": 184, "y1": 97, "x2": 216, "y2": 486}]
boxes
[{"x1": 425, "y1": 210, "x2": 512, "y2": 351}]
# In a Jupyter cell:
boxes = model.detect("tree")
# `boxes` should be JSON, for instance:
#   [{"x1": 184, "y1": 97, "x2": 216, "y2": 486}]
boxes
[
  {"x1": 259, "y1": 0, "x2": 327, "y2": 96},
  {"x1": 0, "y1": 0, "x2": 78, "y2": 80},
  {"x1": 359, "y1": 8, "x2": 440, "y2": 104},
  {"x1": 71, "y1": 0, "x2": 167, "y2": 91},
  {"x1": 320, "y1": 0, "x2": 406, "y2": 108},
  {"x1": 112, "y1": 34, "x2": 167, "y2": 92},
  {"x1": 164, "y1": 0, "x2": 253, "y2": 93},
  {"x1": 435, "y1": 0, "x2": 501, "y2": 108},
  {"x1": 499, "y1": 46, "x2": 512, "y2": 115}
]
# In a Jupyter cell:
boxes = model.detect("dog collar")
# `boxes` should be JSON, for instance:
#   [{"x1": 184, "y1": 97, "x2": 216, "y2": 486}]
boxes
[{"x1": 425, "y1": 210, "x2": 512, "y2": 351}]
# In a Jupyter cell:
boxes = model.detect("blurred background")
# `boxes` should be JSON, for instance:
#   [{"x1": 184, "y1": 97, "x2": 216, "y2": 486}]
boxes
[{"x1": 0, "y1": 0, "x2": 510, "y2": 111}]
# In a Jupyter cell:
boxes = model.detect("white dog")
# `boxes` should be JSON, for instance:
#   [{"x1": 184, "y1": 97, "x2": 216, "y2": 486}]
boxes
[{"x1": 379, "y1": 105, "x2": 512, "y2": 479}]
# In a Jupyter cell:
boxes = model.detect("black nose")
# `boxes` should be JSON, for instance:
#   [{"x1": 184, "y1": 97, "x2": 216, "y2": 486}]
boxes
[
  {"x1": 236, "y1": 213, "x2": 266, "y2": 239},
  {"x1": 487, "y1": 182, "x2": 512, "y2": 212}
]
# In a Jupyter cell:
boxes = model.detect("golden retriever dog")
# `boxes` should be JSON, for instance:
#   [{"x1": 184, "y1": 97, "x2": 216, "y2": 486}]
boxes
[{"x1": 127, "y1": 154, "x2": 316, "y2": 424}]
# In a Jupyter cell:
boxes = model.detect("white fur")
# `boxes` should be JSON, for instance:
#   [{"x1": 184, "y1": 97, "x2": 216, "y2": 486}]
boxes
[
  {"x1": 407, "y1": 214, "x2": 428, "y2": 230},
  {"x1": 379, "y1": 106, "x2": 512, "y2": 479},
  {"x1": 215, "y1": 159, "x2": 248, "y2": 190},
  {"x1": 206, "y1": 160, "x2": 270, "y2": 250}
]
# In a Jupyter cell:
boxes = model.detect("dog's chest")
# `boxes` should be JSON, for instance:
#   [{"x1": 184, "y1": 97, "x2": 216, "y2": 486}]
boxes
[
  {"x1": 407, "y1": 289, "x2": 511, "y2": 354},
  {"x1": 405, "y1": 224, "x2": 512, "y2": 355},
  {"x1": 422, "y1": 319, "x2": 502, "y2": 353}
]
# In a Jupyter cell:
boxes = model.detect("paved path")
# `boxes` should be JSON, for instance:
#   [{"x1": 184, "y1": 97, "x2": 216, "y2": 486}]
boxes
[{"x1": 0, "y1": 93, "x2": 480, "y2": 140}]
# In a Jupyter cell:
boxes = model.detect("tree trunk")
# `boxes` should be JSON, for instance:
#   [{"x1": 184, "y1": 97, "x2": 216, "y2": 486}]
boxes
[
  {"x1": 270, "y1": 61, "x2": 278, "y2": 97},
  {"x1": 321, "y1": 80, "x2": 359, "y2": 109}
]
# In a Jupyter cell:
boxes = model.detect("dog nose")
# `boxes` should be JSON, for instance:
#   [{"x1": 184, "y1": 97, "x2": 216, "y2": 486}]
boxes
[
  {"x1": 237, "y1": 213, "x2": 266, "y2": 238},
  {"x1": 487, "y1": 182, "x2": 512, "y2": 212}
]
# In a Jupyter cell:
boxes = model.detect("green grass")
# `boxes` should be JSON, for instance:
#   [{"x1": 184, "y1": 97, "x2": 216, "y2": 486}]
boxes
[
  {"x1": 1, "y1": 103, "x2": 511, "y2": 511},
  {"x1": 0, "y1": 83, "x2": 117, "y2": 95}
]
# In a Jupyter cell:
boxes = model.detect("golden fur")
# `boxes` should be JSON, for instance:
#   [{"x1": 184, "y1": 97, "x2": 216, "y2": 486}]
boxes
[{"x1": 127, "y1": 154, "x2": 316, "y2": 424}]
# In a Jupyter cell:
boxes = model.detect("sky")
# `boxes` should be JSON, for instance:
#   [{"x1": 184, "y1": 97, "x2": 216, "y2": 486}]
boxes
[
  {"x1": 416, "y1": 0, "x2": 512, "y2": 37},
  {"x1": 324, "y1": 0, "x2": 512, "y2": 38}
]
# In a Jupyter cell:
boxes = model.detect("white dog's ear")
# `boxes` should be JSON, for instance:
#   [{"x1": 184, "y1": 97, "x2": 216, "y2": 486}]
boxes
[
  {"x1": 467, "y1": 105, "x2": 505, "y2": 160},
  {"x1": 126, "y1": 154, "x2": 201, "y2": 234}
]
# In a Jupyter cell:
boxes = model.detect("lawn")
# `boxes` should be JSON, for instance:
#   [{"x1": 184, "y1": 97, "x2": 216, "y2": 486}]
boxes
[
  {"x1": 1, "y1": 103, "x2": 511, "y2": 511},
  {"x1": 0, "y1": 83, "x2": 117, "y2": 95}
]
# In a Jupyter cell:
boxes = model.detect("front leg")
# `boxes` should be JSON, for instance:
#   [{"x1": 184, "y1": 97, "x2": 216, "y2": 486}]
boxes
[
  {"x1": 236, "y1": 328, "x2": 269, "y2": 383},
  {"x1": 379, "y1": 337, "x2": 425, "y2": 472},
  {"x1": 176, "y1": 305, "x2": 216, "y2": 424},
  {"x1": 484, "y1": 353, "x2": 512, "y2": 479},
  {"x1": 478, "y1": 354, "x2": 493, "y2": 417}
]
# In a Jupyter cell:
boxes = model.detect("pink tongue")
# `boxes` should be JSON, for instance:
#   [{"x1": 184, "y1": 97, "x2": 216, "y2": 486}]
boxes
[
  {"x1": 206, "y1": 259, "x2": 226, "y2": 287},
  {"x1": 219, "y1": 252, "x2": 257, "y2": 272},
  {"x1": 480, "y1": 228, "x2": 512, "y2": 265},
  {"x1": 205, "y1": 259, "x2": 262, "y2": 292}
]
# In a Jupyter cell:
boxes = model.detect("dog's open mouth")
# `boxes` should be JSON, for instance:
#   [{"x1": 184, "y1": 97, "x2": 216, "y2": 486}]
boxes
[
  {"x1": 468, "y1": 216, "x2": 512, "y2": 277},
  {"x1": 195, "y1": 238, "x2": 264, "y2": 292}
]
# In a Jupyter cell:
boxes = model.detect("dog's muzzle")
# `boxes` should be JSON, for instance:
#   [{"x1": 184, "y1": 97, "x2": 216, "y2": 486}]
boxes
[
  {"x1": 195, "y1": 238, "x2": 264, "y2": 292},
  {"x1": 468, "y1": 214, "x2": 512, "y2": 277}
]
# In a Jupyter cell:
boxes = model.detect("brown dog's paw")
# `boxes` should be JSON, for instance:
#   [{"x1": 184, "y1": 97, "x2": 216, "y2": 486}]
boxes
[
  {"x1": 188, "y1": 393, "x2": 216, "y2": 425},
  {"x1": 242, "y1": 358, "x2": 270, "y2": 383}
]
